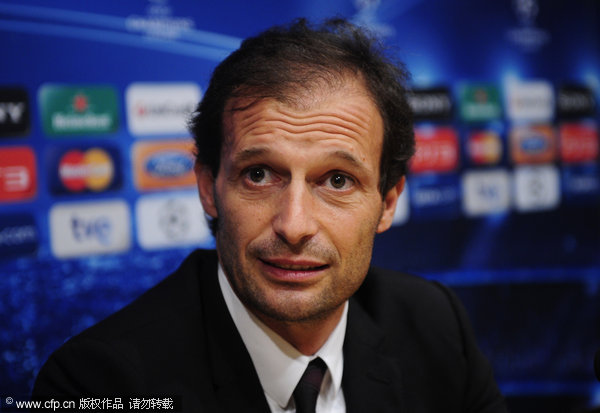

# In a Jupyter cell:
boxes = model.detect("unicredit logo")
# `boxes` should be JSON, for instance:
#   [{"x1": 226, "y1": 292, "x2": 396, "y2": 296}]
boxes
[{"x1": 126, "y1": 83, "x2": 201, "y2": 136}]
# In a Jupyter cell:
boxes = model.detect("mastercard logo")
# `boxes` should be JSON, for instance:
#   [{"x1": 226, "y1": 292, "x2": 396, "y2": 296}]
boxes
[
  {"x1": 58, "y1": 148, "x2": 115, "y2": 192},
  {"x1": 467, "y1": 131, "x2": 502, "y2": 165}
]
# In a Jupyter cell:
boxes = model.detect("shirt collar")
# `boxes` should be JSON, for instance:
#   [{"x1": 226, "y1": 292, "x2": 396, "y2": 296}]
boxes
[{"x1": 218, "y1": 264, "x2": 347, "y2": 409}]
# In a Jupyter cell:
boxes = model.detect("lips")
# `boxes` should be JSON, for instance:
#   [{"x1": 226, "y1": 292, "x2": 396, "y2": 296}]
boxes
[{"x1": 259, "y1": 258, "x2": 329, "y2": 281}]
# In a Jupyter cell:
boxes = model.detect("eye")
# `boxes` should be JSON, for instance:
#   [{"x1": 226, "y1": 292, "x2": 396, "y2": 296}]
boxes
[
  {"x1": 327, "y1": 173, "x2": 354, "y2": 190},
  {"x1": 243, "y1": 166, "x2": 276, "y2": 186},
  {"x1": 248, "y1": 167, "x2": 266, "y2": 183}
]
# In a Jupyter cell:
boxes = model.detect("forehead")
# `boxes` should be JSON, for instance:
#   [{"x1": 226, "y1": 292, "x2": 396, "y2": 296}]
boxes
[{"x1": 222, "y1": 76, "x2": 383, "y2": 151}]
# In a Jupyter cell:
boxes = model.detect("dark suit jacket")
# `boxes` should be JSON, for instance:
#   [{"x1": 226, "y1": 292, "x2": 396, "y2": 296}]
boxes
[{"x1": 33, "y1": 249, "x2": 507, "y2": 412}]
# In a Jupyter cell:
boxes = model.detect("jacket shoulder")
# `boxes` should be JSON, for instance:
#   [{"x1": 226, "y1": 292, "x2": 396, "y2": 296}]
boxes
[{"x1": 32, "y1": 249, "x2": 218, "y2": 397}]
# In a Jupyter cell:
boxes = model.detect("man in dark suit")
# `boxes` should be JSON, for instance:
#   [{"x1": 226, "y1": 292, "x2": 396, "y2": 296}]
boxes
[{"x1": 34, "y1": 18, "x2": 508, "y2": 412}]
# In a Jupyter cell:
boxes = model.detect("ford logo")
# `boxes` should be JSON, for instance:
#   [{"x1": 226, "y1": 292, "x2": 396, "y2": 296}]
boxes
[
  {"x1": 520, "y1": 135, "x2": 548, "y2": 153},
  {"x1": 146, "y1": 152, "x2": 193, "y2": 178}
]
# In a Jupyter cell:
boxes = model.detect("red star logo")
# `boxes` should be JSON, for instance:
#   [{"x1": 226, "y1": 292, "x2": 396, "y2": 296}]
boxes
[{"x1": 73, "y1": 94, "x2": 89, "y2": 112}]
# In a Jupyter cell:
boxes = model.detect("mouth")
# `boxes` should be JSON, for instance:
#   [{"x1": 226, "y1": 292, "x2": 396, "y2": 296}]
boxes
[{"x1": 258, "y1": 258, "x2": 329, "y2": 281}]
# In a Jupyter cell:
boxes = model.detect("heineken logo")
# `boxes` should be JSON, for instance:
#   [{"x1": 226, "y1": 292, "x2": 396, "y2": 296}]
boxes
[{"x1": 39, "y1": 85, "x2": 119, "y2": 136}]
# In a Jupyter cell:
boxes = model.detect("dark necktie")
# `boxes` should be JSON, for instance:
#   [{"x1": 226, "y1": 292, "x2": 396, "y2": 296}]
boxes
[{"x1": 293, "y1": 357, "x2": 327, "y2": 413}]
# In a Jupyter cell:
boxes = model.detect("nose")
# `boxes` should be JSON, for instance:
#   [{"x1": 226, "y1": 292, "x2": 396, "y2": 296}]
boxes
[{"x1": 272, "y1": 180, "x2": 319, "y2": 247}]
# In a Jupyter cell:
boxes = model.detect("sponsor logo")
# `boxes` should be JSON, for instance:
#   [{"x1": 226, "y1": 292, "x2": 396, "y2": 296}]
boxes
[
  {"x1": 462, "y1": 169, "x2": 511, "y2": 216},
  {"x1": 410, "y1": 126, "x2": 459, "y2": 173},
  {"x1": 49, "y1": 200, "x2": 131, "y2": 258},
  {"x1": 0, "y1": 146, "x2": 36, "y2": 202},
  {"x1": 510, "y1": 124, "x2": 556, "y2": 164},
  {"x1": 0, "y1": 214, "x2": 38, "y2": 258},
  {"x1": 0, "y1": 88, "x2": 30, "y2": 137},
  {"x1": 562, "y1": 164, "x2": 599, "y2": 201},
  {"x1": 409, "y1": 174, "x2": 461, "y2": 218},
  {"x1": 136, "y1": 193, "x2": 211, "y2": 249},
  {"x1": 133, "y1": 140, "x2": 195, "y2": 191},
  {"x1": 557, "y1": 85, "x2": 596, "y2": 118},
  {"x1": 459, "y1": 84, "x2": 502, "y2": 122},
  {"x1": 514, "y1": 164, "x2": 560, "y2": 212},
  {"x1": 39, "y1": 85, "x2": 119, "y2": 136},
  {"x1": 391, "y1": 183, "x2": 410, "y2": 226},
  {"x1": 407, "y1": 87, "x2": 453, "y2": 120},
  {"x1": 49, "y1": 145, "x2": 122, "y2": 194},
  {"x1": 506, "y1": 80, "x2": 554, "y2": 122},
  {"x1": 126, "y1": 83, "x2": 200, "y2": 136},
  {"x1": 559, "y1": 122, "x2": 598, "y2": 164},
  {"x1": 467, "y1": 129, "x2": 503, "y2": 165}
]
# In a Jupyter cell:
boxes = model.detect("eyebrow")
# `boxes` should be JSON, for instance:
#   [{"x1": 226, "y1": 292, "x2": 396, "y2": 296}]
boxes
[
  {"x1": 232, "y1": 147, "x2": 269, "y2": 164},
  {"x1": 329, "y1": 150, "x2": 366, "y2": 172},
  {"x1": 233, "y1": 147, "x2": 369, "y2": 174}
]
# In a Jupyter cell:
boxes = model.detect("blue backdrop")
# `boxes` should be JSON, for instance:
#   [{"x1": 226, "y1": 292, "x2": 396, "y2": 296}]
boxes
[{"x1": 1, "y1": 1, "x2": 599, "y2": 411}]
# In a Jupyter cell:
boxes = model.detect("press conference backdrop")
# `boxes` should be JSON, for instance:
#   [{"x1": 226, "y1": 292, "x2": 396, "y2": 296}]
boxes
[{"x1": 1, "y1": 0, "x2": 599, "y2": 411}]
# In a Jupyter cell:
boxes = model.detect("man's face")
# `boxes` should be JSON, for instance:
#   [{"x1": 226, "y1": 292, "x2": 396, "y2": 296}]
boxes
[{"x1": 196, "y1": 76, "x2": 402, "y2": 325}]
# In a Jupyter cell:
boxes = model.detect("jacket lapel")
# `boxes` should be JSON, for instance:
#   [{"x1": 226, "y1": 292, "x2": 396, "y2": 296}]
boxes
[
  {"x1": 197, "y1": 252, "x2": 271, "y2": 413},
  {"x1": 343, "y1": 297, "x2": 406, "y2": 413}
]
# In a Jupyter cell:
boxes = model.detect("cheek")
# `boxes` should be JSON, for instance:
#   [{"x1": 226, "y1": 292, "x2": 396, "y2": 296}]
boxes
[{"x1": 219, "y1": 192, "x2": 274, "y2": 242}]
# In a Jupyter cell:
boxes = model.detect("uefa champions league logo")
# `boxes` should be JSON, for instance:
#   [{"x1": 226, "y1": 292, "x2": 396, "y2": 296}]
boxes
[
  {"x1": 508, "y1": 0, "x2": 549, "y2": 51},
  {"x1": 513, "y1": 0, "x2": 539, "y2": 26}
]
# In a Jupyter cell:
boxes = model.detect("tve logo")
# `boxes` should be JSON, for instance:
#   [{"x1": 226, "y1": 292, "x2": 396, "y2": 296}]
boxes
[
  {"x1": 136, "y1": 192, "x2": 211, "y2": 250},
  {"x1": 126, "y1": 83, "x2": 200, "y2": 136},
  {"x1": 0, "y1": 146, "x2": 36, "y2": 202},
  {"x1": 506, "y1": 80, "x2": 554, "y2": 122},
  {"x1": 49, "y1": 200, "x2": 131, "y2": 258},
  {"x1": 0, "y1": 88, "x2": 30, "y2": 137},
  {"x1": 39, "y1": 84, "x2": 119, "y2": 136},
  {"x1": 514, "y1": 165, "x2": 560, "y2": 212},
  {"x1": 559, "y1": 122, "x2": 598, "y2": 164},
  {"x1": 133, "y1": 140, "x2": 196, "y2": 191},
  {"x1": 462, "y1": 169, "x2": 511, "y2": 216},
  {"x1": 0, "y1": 214, "x2": 38, "y2": 258},
  {"x1": 49, "y1": 146, "x2": 122, "y2": 194},
  {"x1": 510, "y1": 124, "x2": 556, "y2": 164},
  {"x1": 410, "y1": 126, "x2": 459, "y2": 173}
]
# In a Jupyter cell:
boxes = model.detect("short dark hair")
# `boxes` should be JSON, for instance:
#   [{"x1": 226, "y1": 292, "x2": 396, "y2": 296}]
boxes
[{"x1": 189, "y1": 17, "x2": 414, "y2": 233}]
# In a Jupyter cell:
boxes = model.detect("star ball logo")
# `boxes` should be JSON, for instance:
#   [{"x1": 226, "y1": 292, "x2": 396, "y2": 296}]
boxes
[{"x1": 39, "y1": 84, "x2": 119, "y2": 136}]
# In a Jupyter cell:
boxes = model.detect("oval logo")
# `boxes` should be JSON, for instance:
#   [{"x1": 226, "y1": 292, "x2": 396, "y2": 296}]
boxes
[
  {"x1": 520, "y1": 135, "x2": 548, "y2": 154},
  {"x1": 145, "y1": 151, "x2": 193, "y2": 178}
]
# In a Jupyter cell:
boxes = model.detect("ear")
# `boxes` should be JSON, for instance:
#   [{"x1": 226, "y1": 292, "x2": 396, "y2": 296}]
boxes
[
  {"x1": 376, "y1": 177, "x2": 405, "y2": 233},
  {"x1": 195, "y1": 162, "x2": 218, "y2": 219}
]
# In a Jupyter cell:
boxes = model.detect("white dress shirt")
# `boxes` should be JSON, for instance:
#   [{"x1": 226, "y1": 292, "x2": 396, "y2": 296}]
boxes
[{"x1": 218, "y1": 265, "x2": 347, "y2": 412}]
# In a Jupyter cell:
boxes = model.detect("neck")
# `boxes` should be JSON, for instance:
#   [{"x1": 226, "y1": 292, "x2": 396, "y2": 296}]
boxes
[{"x1": 253, "y1": 304, "x2": 346, "y2": 355}]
